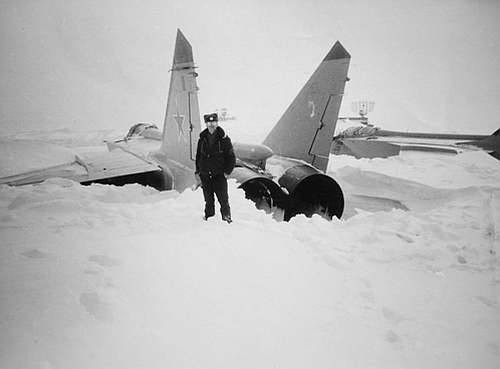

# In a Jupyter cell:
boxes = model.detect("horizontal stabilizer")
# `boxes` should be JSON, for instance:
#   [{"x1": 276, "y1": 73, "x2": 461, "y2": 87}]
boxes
[{"x1": 332, "y1": 139, "x2": 402, "y2": 159}]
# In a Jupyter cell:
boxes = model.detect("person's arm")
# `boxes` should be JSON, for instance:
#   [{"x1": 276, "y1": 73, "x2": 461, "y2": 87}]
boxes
[
  {"x1": 195, "y1": 139, "x2": 201, "y2": 175},
  {"x1": 223, "y1": 137, "x2": 236, "y2": 175}
]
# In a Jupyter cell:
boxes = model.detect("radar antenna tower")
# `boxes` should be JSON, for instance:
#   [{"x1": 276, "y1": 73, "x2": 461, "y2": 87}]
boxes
[{"x1": 351, "y1": 101, "x2": 374, "y2": 125}]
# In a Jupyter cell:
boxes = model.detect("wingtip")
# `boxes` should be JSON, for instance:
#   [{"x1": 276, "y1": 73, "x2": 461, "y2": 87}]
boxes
[
  {"x1": 174, "y1": 29, "x2": 194, "y2": 65},
  {"x1": 323, "y1": 41, "x2": 350, "y2": 61}
]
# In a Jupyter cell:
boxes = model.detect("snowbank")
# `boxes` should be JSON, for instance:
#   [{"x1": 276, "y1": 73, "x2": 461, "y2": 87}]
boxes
[{"x1": 1, "y1": 142, "x2": 499, "y2": 368}]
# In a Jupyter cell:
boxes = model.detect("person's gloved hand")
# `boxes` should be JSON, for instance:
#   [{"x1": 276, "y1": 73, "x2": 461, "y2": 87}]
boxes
[{"x1": 192, "y1": 173, "x2": 202, "y2": 191}]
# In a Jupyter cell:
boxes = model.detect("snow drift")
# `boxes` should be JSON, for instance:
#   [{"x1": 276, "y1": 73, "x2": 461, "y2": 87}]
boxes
[{"x1": 1, "y1": 133, "x2": 499, "y2": 369}]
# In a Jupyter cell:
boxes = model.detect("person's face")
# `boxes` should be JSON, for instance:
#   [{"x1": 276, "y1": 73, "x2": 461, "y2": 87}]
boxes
[{"x1": 206, "y1": 119, "x2": 218, "y2": 134}]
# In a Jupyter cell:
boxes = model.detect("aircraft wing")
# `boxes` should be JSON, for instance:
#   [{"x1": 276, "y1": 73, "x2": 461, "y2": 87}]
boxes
[
  {"x1": 77, "y1": 148, "x2": 161, "y2": 183},
  {"x1": 0, "y1": 140, "x2": 86, "y2": 186},
  {"x1": 332, "y1": 127, "x2": 500, "y2": 159},
  {"x1": 0, "y1": 139, "x2": 160, "y2": 187}
]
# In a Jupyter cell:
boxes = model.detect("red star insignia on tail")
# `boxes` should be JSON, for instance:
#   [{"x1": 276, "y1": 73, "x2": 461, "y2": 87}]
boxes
[{"x1": 173, "y1": 103, "x2": 187, "y2": 143}]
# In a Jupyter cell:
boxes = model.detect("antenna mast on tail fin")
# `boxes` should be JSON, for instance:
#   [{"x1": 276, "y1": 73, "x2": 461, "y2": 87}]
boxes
[{"x1": 262, "y1": 41, "x2": 351, "y2": 172}]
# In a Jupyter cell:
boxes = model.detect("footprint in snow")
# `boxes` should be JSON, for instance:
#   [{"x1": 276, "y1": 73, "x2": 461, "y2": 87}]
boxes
[
  {"x1": 382, "y1": 306, "x2": 415, "y2": 325},
  {"x1": 79, "y1": 292, "x2": 113, "y2": 322},
  {"x1": 88, "y1": 255, "x2": 119, "y2": 267},
  {"x1": 19, "y1": 248, "x2": 47, "y2": 259}
]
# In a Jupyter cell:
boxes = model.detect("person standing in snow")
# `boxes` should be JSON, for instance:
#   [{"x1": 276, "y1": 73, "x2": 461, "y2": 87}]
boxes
[{"x1": 195, "y1": 113, "x2": 236, "y2": 223}]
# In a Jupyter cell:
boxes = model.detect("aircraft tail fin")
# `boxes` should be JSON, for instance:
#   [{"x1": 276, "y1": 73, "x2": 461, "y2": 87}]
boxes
[
  {"x1": 479, "y1": 128, "x2": 500, "y2": 147},
  {"x1": 478, "y1": 128, "x2": 500, "y2": 160},
  {"x1": 464, "y1": 128, "x2": 500, "y2": 160},
  {"x1": 262, "y1": 41, "x2": 351, "y2": 172},
  {"x1": 156, "y1": 29, "x2": 202, "y2": 189}
]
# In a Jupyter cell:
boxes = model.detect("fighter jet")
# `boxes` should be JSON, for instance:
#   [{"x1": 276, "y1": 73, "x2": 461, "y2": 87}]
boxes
[
  {"x1": 332, "y1": 104, "x2": 500, "y2": 160},
  {"x1": 1, "y1": 29, "x2": 351, "y2": 221}
]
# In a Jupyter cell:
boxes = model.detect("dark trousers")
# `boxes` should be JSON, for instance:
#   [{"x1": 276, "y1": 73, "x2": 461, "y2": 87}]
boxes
[{"x1": 200, "y1": 174, "x2": 231, "y2": 219}]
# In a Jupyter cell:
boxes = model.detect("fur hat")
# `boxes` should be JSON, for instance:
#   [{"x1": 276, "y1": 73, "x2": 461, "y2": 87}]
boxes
[{"x1": 204, "y1": 113, "x2": 218, "y2": 123}]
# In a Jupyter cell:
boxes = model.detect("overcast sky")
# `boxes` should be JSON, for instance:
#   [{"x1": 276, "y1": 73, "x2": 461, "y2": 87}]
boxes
[{"x1": 1, "y1": 0, "x2": 499, "y2": 140}]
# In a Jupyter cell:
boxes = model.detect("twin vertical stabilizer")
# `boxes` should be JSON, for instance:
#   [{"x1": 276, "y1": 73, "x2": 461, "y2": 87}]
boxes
[
  {"x1": 155, "y1": 29, "x2": 202, "y2": 190},
  {"x1": 262, "y1": 42, "x2": 351, "y2": 172}
]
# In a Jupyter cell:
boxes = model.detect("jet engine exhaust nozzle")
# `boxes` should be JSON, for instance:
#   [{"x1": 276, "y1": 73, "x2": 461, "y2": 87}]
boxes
[{"x1": 279, "y1": 165, "x2": 344, "y2": 221}]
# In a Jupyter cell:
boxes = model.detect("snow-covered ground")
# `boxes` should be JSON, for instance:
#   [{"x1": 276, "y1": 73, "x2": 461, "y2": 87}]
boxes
[{"x1": 1, "y1": 131, "x2": 499, "y2": 369}]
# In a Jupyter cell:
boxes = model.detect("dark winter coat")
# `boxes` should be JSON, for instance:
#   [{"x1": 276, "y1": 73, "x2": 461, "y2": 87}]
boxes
[{"x1": 195, "y1": 127, "x2": 236, "y2": 177}]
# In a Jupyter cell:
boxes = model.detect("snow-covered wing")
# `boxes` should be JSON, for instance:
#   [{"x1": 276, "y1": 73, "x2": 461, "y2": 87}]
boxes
[
  {"x1": 76, "y1": 148, "x2": 160, "y2": 183},
  {"x1": 0, "y1": 140, "x2": 87, "y2": 186},
  {"x1": 0, "y1": 140, "x2": 159, "y2": 186}
]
